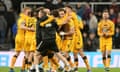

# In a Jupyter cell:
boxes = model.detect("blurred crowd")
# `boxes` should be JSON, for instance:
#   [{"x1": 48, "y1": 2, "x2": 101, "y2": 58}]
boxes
[{"x1": 0, "y1": 0, "x2": 120, "y2": 51}]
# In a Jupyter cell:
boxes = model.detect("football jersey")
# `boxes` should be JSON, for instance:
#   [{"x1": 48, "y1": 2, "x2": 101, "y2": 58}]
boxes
[
  {"x1": 98, "y1": 19, "x2": 114, "y2": 38},
  {"x1": 25, "y1": 17, "x2": 37, "y2": 37}
]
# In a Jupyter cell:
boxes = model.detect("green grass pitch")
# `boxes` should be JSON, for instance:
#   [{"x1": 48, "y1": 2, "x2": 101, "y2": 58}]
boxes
[{"x1": 0, "y1": 67, "x2": 120, "y2": 72}]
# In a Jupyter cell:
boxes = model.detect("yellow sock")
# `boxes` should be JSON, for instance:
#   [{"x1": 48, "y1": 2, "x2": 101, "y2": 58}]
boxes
[
  {"x1": 106, "y1": 55, "x2": 111, "y2": 67},
  {"x1": 103, "y1": 59, "x2": 106, "y2": 67},
  {"x1": 107, "y1": 58, "x2": 111, "y2": 67},
  {"x1": 69, "y1": 60, "x2": 74, "y2": 68},
  {"x1": 102, "y1": 57, "x2": 106, "y2": 67},
  {"x1": 21, "y1": 57, "x2": 26, "y2": 70},
  {"x1": 50, "y1": 56, "x2": 59, "y2": 67},
  {"x1": 83, "y1": 56, "x2": 90, "y2": 70},
  {"x1": 67, "y1": 56, "x2": 74, "y2": 68},
  {"x1": 43, "y1": 56, "x2": 49, "y2": 69},
  {"x1": 74, "y1": 61, "x2": 78, "y2": 67},
  {"x1": 50, "y1": 59, "x2": 57, "y2": 71},
  {"x1": 10, "y1": 55, "x2": 17, "y2": 68},
  {"x1": 24, "y1": 58, "x2": 29, "y2": 69},
  {"x1": 27, "y1": 62, "x2": 32, "y2": 69}
]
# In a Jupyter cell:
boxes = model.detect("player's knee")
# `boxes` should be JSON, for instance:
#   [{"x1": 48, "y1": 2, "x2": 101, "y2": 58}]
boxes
[
  {"x1": 74, "y1": 58, "x2": 78, "y2": 62},
  {"x1": 82, "y1": 56, "x2": 87, "y2": 60},
  {"x1": 102, "y1": 57, "x2": 106, "y2": 60},
  {"x1": 108, "y1": 55, "x2": 111, "y2": 58},
  {"x1": 67, "y1": 56, "x2": 71, "y2": 61},
  {"x1": 48, "y1": 53, "x2": 54, "y2": 59},
  {"x1": 34, "y1": 52, "x2": 40, "y2": 56}
]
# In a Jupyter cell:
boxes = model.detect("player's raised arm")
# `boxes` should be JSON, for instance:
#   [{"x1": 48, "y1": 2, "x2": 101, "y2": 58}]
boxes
[{"x1": 40, "y1": 15, "x2": 54, "y2": 27}]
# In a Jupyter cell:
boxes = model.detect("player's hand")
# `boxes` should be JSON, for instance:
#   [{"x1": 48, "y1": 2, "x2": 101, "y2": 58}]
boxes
[
  {"x1": 28, "y1": 27, "x2": 35, "y2": 31},
  {"x1": 104, "y1": 33, "x2": 110, "y2": 38},
  {"x1": 101, "y1": 33, "x2": 105, "y2": 37}
]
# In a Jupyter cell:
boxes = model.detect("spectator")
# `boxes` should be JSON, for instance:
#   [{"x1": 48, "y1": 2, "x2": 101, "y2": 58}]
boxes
[
  {"x1": 76, "y1": 3, "x2": 85, "y2": 18},
  {"x1": 4, "y1": 8, "x2": 16, "y2": 48},
  {"x1": 44, "y1": 0, "x2": 54, "y2": 10},
  {"x1": 54, "y1": 0, "x2": 64, "y2": 9},
  {"x1": 86, "y1": 32, "x2": 98, "y2": 52},
  {"x1": 109, "y1": 1, "x2": 119, "y2": 14},
  {"x1": 0, "y1": 0, "x2": 7, "y2": 12},
  {"x1": 12, "y1": 23, "x2": 17, "y2": 48},
  {"x1": 83, "y1": 2, "x2": 91, "y2": 22},
  {"x1": 96, "y1": 11, "x2": 102, "y2": 22},
  {"x1": 11, "y1": 0, "x2": 22, "y2": 14},
  {"x1": 109, "y1": 8, "x2": 117, "y2": 24},
  {"x1": 1, "y1": 0, "x2": 12, "y2": 11},
  {"x1": 0, "y1": 14, "x2": 7, "y2": 44},
  {"x1": 83, "y1": 32, "x2": 89, "y2": 51},
  {"x1": 82, "y1": 20, "x2": 89, "y2": 33},
  {"x1": 114, "y1": 27, "x2": 120, "y2": 49},
  {"x1": 116, "y1": 13, "x2": 120, "y2": 28},
  {"x1": 89, "y1": 12, "x2": 98, "y2": 32}
]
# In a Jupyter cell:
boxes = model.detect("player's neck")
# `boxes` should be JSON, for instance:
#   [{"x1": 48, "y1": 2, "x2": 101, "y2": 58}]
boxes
[{"x1": 103, "y1": 18, "x2": 109, "y2": 21}]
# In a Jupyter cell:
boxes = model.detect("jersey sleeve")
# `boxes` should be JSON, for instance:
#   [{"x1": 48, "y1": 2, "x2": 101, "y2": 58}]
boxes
[{"x1": 40, "y1": 15, "x2": 54, "y2": 27}]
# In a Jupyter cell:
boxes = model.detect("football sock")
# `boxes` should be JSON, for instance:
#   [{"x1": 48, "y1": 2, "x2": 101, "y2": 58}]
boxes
[
  {"x1": 103, "y1": 57, "x2": 106, "y2": 67},
  {"x1": 10, "y1": 55, "x2": 18, "y2": 69},
  {"x1": 83, "y1": 56, "x2": 91, "y2": 70},
  {"x1": 43, "y1": 56, "x2": 49, "y2": 69},
  {"x1": 106, "y1": 55, "x2": 111, "y2": 67},
  {"x1": 67, "y1": 56, "x2": 74, "y2": 67},
  {"x1": 74, "y1": 57, "x2": 78, "y2": 67},
  {"x1": 21, "y1": 56, "x2": 26, "y2": 70}
]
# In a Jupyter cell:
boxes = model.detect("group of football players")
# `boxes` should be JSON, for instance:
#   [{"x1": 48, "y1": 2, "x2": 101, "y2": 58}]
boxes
[{"x1": 9, "y1": 4, "x2": 114, "y2": 72}]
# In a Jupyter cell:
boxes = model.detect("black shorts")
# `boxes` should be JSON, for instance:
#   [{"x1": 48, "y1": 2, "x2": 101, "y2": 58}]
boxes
[{"x1": 36, "y1": 39, "x2": 59, "y2": 56}]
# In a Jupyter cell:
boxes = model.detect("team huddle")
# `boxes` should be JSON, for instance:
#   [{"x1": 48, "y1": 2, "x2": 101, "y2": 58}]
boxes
[{"x1": 9, "y1": 5, "x2": 114, "y2": 72}]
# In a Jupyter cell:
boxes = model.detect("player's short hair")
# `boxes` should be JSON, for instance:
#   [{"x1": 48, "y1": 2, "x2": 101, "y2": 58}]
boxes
[
  {"x1": 51, "y1": 10, "x2": 59, "y2": 17},
  {"x1": 65, "y1": 4, "x2": 73, "y2": 10},
  {"x1": 22, "y1": 7, "x2": 31, "y2": 13},
  {"x1": 39, "y1": 10, "x2": 47, "y2": 16},
  {"x1": 102, "y1": 9, "x2": 109, "y2": 13},
  {"x1": 58, "y1": 8, "x2": 66, "y2": 13}
]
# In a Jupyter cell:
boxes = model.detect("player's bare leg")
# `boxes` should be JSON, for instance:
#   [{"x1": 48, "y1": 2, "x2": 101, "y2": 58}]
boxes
[
  {"x1": 27, "y1": 51, "x2": 35, "y2": 70},
  {"x1": 102, "y1": 50, "x2": 111, "y2": 72},
  {"x1": 49, "y1": 55, "x2": 59, "y2": 72},
  {"x1": 32, "y1": 51, "x2": 43, "y2": 72},
  {"x1": 48, "y1": 53, "x2": 60, "y2": 72},
  {"x1": 24, "y1": 51, "x2": 31, "y2": 70},
  {"x1": 64, "y1": 52, "x2": 75, "y2": 71},
  {"x1": 9, "y1": 51, "x2": 21, "y2": 72},
  {"x1": 79, "y1": 49, "x2": 91, "y2": 72},
  {"x1": 73, "y1": 49, "x2": 89, "y2": 72},
  {"x1": 55, "y1": 52, "x2": 72, "y2": 71},
  {"x1": 73, "y1": 50, "x2": 79, "y2": 72},
  {"x1": 9, "y1": 51, "x2": 26, "y2": 72}
]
